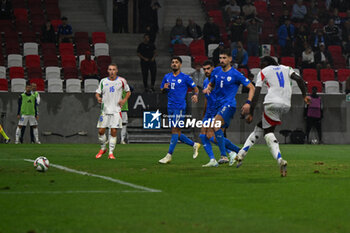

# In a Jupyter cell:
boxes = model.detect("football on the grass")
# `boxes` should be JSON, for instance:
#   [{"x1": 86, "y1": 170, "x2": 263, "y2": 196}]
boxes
[{"x1": 34, "y1": 156, "x2": 50, "y2": 172}]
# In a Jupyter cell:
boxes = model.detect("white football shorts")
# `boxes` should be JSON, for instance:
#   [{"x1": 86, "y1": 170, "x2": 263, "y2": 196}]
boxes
[
  {"x1": 262, "y1": 103, "x2": 290, "y2": 129},
  {"x1": 97, "y1": 113, "x2": 123, "y2": 129},
  {"x1": 18, "y1": 115, "x2": 38, "y2": 126}
]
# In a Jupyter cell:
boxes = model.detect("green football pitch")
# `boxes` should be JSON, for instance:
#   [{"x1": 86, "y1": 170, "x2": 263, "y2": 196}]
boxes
[{"x1": 0, "y1": 144, "x2": 349, "y2": 233}]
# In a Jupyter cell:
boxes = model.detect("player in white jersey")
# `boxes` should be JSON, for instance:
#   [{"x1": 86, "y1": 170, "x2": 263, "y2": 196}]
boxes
[
  {"x1": 95, "y1": 64, "x2": 131, "y2": 159},
  {"x1": 235, "y1": 56, "x2": 310, "y2": 176}
]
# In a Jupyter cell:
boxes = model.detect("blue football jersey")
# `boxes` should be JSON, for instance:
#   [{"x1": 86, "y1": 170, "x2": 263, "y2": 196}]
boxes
[
  {"x1": 210, "y1": 66, "x2": 250, "y2": 107},
  {"x1": 203, "y1": 77, "x2": 217, "y2": 116},
  {"x1": 160, "y1": 72, "x2": 196, "y2": 109}
]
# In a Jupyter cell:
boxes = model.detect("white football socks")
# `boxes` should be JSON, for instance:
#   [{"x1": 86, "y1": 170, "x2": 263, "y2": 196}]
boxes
[
  {"x1": 109, "y1": 136, "x2": 117, "y2": 154},
  {"x1": 33, "y1": 128, "x2": 39, "y2": 143},
  {"x1": 238, "y1": 126, "x2": 264, "y2": 157},
  {"x1": 121, "y1": 125, "x2": 127, "y2": 142},
  {"x1": 15, "y1": 127, "x2": 21, "y2": 143},
  {"x1": 264, "y1": 133, "x2": 282, "y2": 164},
  {"x1": 98, "y1": 134, "x2": 107, "y2": 150}
]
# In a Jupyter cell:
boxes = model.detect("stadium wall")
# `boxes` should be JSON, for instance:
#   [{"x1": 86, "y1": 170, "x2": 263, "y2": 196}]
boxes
[{"x1": 0, "y1": 93, "x2": 349, "y2": 144}]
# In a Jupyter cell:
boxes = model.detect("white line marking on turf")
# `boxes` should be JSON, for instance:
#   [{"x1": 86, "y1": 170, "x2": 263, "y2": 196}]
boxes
[
  {"x1": 0, "y1": 190, "x2": 147, "y2": 194},
  {"x1": 24, "y1": 159, "x2": 162, "y2": 193}
]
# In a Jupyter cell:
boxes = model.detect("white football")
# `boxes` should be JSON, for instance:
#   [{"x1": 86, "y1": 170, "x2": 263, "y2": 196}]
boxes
[{"x1": 34, "y1": 156, "x2": 50, "y2": 172}]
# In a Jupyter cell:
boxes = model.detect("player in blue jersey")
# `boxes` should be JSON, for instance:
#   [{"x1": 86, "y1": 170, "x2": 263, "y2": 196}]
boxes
[
  {"x1": 200, "y1": 60, "x2": 241, "y2": 167},
  {"x1": 159, "y1": 56, "x2": 201, "y2": 164},
  {"x1": 203, "y1": 49, "x2": 255, "y2": 164}
]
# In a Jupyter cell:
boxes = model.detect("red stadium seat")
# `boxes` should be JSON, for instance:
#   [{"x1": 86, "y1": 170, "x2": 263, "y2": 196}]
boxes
[
  {"x1": 16, "y1": 20, "x2": 31, "y2": 33},
  {"x1": 337, "y1": 69, "x2": 350, "y2": 82},
  {"x1": 0, "y1": 20, "x2": 15, "y2": 33},
  {"x1": 25, "y1": 55, "x2": 41, "y2": 68},
  {"x1": 0, "y1": 79, "x2": 8, "y2": 91},
  {"x1": 92, "y1": 32, "x2": 106, "y2": 44},
  {"x1": 238, "y1": 68, "x2": 248, "y2": 77},
  {"x1": 173, "y1": 44, "x2": 189, "y2": 56},
  {"x1": 14, "y1": 8, "x2": 28, "y2": 21},
  {"x1": 189, "y1": 39, "x2": 205, "y2": 57},
  {"x1": 63, "y1": 67, "x2": 79, "y2": 79},
  {"x1": 280, "y1": 57, "x2": 295, "y2": 68},
  {"x1": 61, "y1": 55, "x2": 76, "y2": 68},
  {"x1": 9, "y1": 67, "x2": 25, "y2": 79},
  {"x1": 97, "y1": 55, "x2": 112, "y2": 68},
  {"x1": 254, "y1": 0, "x2": 267, "y2": 14},
  {"x1": 22, "y1": 31, "x2": 37, "y2": 43},
  {"x1": 28, "y1": 67, "x2": 43, "y2": 79},
  {"x1": 328, "y1": 45, "x2": 342, "y2": 55},
  {"x1": 320, "y1": 69, "x2": 335, "y2": 82},
  {"x1": 193, "y1": 55, "x2": 208, "y2": 65},
  {"x1": 0, "y1": 55, "x2": 4, "y2": 66},
  {"x1": 302, "y1": 69, "x2": 318, "y2": 82},
  {"x1": 75, "y1": 32, "x2": 89, "y2": 43},
  {"x1": 43, "y1": 54, "x2": 59, "y2": 67},
  {"x1": 6, "y1": 42, "x2": 21, "y2": 55},
  {"x1": 29, "y1": 78, "x2": 45, "y2": 91},
  {"x1": 99, "y1": 65, "x2": 109, "y2": 78},
  {"x1": 59, "y1": 43, "x2": 74, "y2": 56},
  {"x1": 76, "y1": 41, "x2": 91, "y2": 56},
  {"x1": 248, "y1": 56, "x2": 260, "y2": 68},
  {"x1": 42, "y1": 43, "x2": 57, "y2": 56},
  {"x1": 333, "y1": 56, "x2": 347, "y2": 69},
  {"x1": 31, "y1": 18, "x2": 45, "y2": 33},
  {"x1": 307, "y1": 80, "x2": 322, "y2": 93}
]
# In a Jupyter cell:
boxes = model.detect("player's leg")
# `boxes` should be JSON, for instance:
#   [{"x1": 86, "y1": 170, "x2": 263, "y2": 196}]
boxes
[
  {"x1": 200, "y1": 124, "x2": 218, "y2": 167},
  {"x1": 16, "y1": 116, "x2": 27, "y2": 144},
  {"x1": 107, "y1": 113, "x2": 123, "y2": 159},
  {"x1": 159, "y1": 109, "x2": 178, "y2": 163},
  {"x1": 30, "y1": 126, "x2": 35, "y2": 143},
  {"x1": 31, "y1": 126, "x2": 40, "y2": 144},
  {"x1": 173, "y1": 109, "x2": 200, "y2": 159},
  {"x1": 208, "y1": 134, "x2": 238, "y2": 166},
  {"x1": 29, "y1": 116, "x2": 40, "y2": 144},
  {"x1": 235, "y1": 122, "x2": 264, "y2": 166},
  {"x1": 213, "y1": 106, "x2": 236, "y2": 159},
  {"x1": 159, "y1": 127, "x2": 179, "y2": 164},
  {"x1": 96, "y1": 114, "x2": 108, "y2": 158},
  {"x1": 108, "y1": 128, "x2": 117, "y2": 159},
  {"x1": 120, "y1": 111, "x2": 128, "y2": 144},
  {"x1": 0, "y1": 124, "x2": 10, "y2": 143},
  {"x1": 262, "y1": 104, "x2": 289, "y2": 176},
  {"x1": 16, "y1": 125, "x2": 22, "y2": 144},
  {"x1": 141, "y1": 61, "x2": 149, "y2": 92}
]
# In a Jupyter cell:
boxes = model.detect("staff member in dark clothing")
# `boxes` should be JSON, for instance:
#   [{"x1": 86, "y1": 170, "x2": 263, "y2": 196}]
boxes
[
  {"x1": 137, "y1": 34, "x2": 157, "y2": 93},
  {"x1": 304, "y1": 86, "x2": 323, "y2": 144}
]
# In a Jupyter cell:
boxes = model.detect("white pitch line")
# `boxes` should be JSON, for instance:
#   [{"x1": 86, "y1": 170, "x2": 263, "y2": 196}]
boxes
[
  {"x1": 24, "y1": 159, "x2": 162, "y2": 193},
  {"x1": 0, "y1": 190, "x2": 147, "y2": 194}
]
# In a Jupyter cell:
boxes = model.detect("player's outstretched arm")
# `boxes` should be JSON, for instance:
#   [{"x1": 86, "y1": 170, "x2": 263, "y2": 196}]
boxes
[
  {"x1": 290, "y1": 73, "x2": 310, "y2": 104},
  {"x1": 191, "y1": 86, "x2": 199, "y2": 103},
  {"x1": 248, "y1": 86, "x2": 261, "y2": 122},
  {"x1": 241, "y1": 83, "x2": 255, "y2": 115}
]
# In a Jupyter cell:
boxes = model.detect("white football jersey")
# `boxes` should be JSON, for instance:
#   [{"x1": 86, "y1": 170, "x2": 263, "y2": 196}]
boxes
[
  {"x1": 256, "y1": 65, "x2": 294, "y2": 107},
  {"x1": 96, "y1": 76, "x2": 130, "y2": 114}
]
